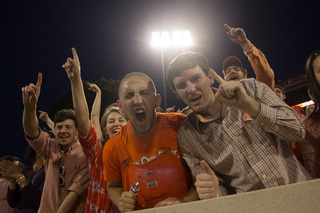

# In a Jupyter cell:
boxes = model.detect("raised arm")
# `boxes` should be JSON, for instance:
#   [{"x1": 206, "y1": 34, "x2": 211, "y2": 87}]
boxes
[
  {"x1": 62, "y1": 48, "x2": 90, "y2": 136},
  {"x1": 38, "y1": 110, "x2": 54, "y2": 130},
  {"x1": 224, "y1": 23, "x2": 275, "y2": 90},
  {"x1": 22, "y1": 73, "x2": 42, "y2": 139},
  {"x1": 87, "y1": 83, "x2": 103, "y2": 140}
]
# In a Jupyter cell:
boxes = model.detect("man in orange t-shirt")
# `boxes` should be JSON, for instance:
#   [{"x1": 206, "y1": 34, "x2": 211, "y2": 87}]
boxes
[{"x1": 103, "y1": 72, "x2": 197, "y2": 211}]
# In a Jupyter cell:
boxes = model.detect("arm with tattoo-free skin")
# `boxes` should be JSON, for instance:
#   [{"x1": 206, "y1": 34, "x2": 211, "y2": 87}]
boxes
[
  {"x1": 62, "y1": 48, "x2": 90, "y2": 137},
  {"x1": 38, "y1": 110, "x2": 54, "y2": 130},
  {"x1": 22, "y1": 73, "x2": 42, "y2": 139},
  {"x1": 225, "y1": 23, "x2": 275, "y2": 90},
  {"x1": 56, "y1": 191, "x2": 79, "y2": 213},
  {"x1": 107, "y1": 179, "x2": 136, "y2": 212},
  {"x1": 87, "y1": 83, "x2": 103, "y2": 141}
]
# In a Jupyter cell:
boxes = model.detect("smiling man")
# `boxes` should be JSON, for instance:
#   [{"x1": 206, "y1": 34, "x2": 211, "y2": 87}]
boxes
[
  {"x1": 167, "y1": 51, "x2": 310, "y2": 199},
  {"x1": 102, "y1": 72, "x2": 197, "y2": 212},
  {"x1": 22, "y1": 73, "x2": 90, "y2": 213}
]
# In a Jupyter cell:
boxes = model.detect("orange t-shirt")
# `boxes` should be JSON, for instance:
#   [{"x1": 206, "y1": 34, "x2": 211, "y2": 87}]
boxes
[{"x1": 103, "y1": 113, "x2": 186, "y2": 181}]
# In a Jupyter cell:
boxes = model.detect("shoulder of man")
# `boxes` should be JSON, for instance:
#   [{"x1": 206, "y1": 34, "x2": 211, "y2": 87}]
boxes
[{"x1": 158, "y1": 113, "x2": 186, "y2": 129}]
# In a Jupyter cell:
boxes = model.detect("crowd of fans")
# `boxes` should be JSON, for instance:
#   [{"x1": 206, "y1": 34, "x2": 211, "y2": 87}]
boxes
[{"x1": 0, "y1": 24, "x2": 319, "y2": 213}]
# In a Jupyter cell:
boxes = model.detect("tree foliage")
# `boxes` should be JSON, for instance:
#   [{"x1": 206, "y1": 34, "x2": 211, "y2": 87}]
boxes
[{"x1": 49, "y1": 77, "x2": 120, "y2": 119}]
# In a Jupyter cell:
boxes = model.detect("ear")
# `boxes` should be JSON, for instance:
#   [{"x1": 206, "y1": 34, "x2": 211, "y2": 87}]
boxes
[
  {"x1": 155, "y1": 93, "x2": 162, "y2": 108},
  {"x1": 117, "y1": 100, "x2": 124, "y2": 113},
  {"x1": 207, "y1": 69, "x2": 215, "y2": 86}
]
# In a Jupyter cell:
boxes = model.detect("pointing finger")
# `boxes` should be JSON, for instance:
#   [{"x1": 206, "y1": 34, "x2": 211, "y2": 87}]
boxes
[
  {"x1": 211, "y1": 69, "x2": 225, "y2": 85},
  {"x1": 36, "y1": 73, "x2": 42, "y2": 88},
  {"x1": 72, "y1": 47, "x2": 79, "y2": 62},
  {"x1": 224, "y1": 23, "x2": 231, "y2": 31}
]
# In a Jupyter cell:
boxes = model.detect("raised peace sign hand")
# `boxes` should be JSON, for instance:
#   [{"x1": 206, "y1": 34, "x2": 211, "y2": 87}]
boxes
[
  {"x1": 62, "y1": 48, "x2": 81, "y2": 82},
  {"x1": 211, "y1": 69, "x2": 260, "y2": 117},
  {"x1": 21, "y1": 73, "x2": 42, "y2": 108}
]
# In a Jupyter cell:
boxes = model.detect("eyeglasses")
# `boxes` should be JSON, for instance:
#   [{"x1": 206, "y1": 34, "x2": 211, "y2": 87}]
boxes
[{"x1": 59, "y1": 166, "x2": 65, "y2": 186}]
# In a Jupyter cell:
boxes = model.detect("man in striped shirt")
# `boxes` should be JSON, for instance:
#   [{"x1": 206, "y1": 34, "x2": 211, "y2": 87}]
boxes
[{"x1": 166, "y1": 52, "x2": 310, "y2": 199}]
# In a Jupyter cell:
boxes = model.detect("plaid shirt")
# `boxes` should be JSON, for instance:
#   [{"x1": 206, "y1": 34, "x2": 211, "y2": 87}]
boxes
[{"x1": 178, "y1": 78, "x2": 310, "y2": 195}]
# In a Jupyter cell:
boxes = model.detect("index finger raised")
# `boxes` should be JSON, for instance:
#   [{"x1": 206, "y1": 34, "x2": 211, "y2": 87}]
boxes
[
  {"x1": 224, "y1": 23, "x2": 231, "y2": 31},
  {"x1": 36, "y1": 73, "x2": 42, "y2": 88},
  {"x1": 71, "y1": 47, "x2": 79, "y2": 62},
  {"x1": 211, "y1": 69, "x2": 225, "y2": 85}
]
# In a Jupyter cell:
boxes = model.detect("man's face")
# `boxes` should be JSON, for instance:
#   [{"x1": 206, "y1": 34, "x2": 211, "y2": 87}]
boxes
[
  {"x1": 274, "y1": 88, "x2": 286, "y2": 101},
  {"x1": 224, "y1": 65, "x2": 245, "y2": 81},
  {"x1": 118, "y1": 76, "x2": 160, "y2": 136},
  {"x1": 173, "y1": 65, "x2": 215, "y2": 115},
  {"x1": 53, "y1": 119, "x2": 77, "y2": 150}
]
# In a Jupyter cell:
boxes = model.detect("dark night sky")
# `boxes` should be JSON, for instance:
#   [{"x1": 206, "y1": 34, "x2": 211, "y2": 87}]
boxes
[{"x1": 1, "y1": 0, "x2": 319, "y2": 159}]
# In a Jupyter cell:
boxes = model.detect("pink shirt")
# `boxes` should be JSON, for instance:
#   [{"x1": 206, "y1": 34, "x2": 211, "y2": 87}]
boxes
[
  {"x1": 0, "y1": 178, "x2": 15, "y2": 213},
  {"x1": 27, "y1": 130, "x2": 90, "y2": 213}
]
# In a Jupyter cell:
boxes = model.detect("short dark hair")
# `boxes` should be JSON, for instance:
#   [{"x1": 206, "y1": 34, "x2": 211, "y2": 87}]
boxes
[
  {"x1": 274, "y1": 84, "x2": 285, "y2": 95},
  {"x1": 53, "y1": 109, "x2": 78, "y2": 128},
  {"x1": 167, "y1": 51, "x2": 210, "y2": 91}
]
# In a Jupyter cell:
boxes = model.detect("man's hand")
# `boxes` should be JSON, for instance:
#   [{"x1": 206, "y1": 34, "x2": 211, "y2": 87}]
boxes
[
  {"x1": 195, "y1": 160, "x2": 219, "y2": 199},
  {"x1": 62, "y1": 48, "x2": 81, "y2": 82},
  {"x1": 211, "y1": 69, "x2": 260, "y2": 117},
  {"x1": 224, "y1": 24, "x2": 252, "y2": 51},
  {"x1": 118, "y1": 191, "x2": 137, "y2": 212},
  {"x1": 21, "y1": 73, "x2": 42, "y2": 109},
  {"x1": 154, "y1": 197, "x2": 182, "y2": 208}
]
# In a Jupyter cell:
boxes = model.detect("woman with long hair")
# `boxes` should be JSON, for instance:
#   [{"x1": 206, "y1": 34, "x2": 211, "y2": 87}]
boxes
[{"x1": 300, "y1": 50, "x2": 320, "y2": 178}]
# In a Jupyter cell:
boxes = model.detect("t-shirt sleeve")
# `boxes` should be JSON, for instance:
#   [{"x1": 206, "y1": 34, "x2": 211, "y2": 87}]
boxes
[
  {"x1": 102, "y1": 139, "x2": 121, "y2": 181},
  {"x1": 78, "y1": 122, "x2": 102, "y2": 170}
]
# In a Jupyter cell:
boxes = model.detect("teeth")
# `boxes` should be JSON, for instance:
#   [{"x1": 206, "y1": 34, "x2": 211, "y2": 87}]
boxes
[{"x1": 136, "y1": 109, "x2": 144, "y2": 113}]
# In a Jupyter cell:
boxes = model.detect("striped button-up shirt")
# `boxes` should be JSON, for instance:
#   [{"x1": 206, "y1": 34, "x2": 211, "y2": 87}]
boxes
[{"x1": 178, "y1": 78, "x2": 310, "y2": 195}]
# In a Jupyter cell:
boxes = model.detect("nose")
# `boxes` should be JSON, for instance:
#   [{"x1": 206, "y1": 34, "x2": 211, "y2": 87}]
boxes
[
  {"x1": 186, "y1": 81, "x2": 196, "y2": 94},
  {"x1": 114, "y1": 120, "x2": 120, "y2": 127},
  {"x1": 133, "y1": 93, "x2": 143, "y2": 105},
  {"x1": 60, "y1": 126, "x2": 67, "y2": 133}
]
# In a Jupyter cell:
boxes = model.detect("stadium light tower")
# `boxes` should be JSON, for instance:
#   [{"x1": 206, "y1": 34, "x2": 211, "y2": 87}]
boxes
[{"x1": 151, "y1": 30, "x2": 192, "y2": 110}]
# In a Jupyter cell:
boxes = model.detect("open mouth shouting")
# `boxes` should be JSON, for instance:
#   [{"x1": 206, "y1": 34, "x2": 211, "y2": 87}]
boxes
[
  {"x1": 229, "y1": 74, "x2": 239, "y2": 81},
  {"x1": 135, "y1": 108, "x2": 146, "y2": 123}
]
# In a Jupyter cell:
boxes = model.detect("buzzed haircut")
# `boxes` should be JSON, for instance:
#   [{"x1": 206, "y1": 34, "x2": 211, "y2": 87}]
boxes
[
  {"x1": 119, "y1": 72, "x2": 157, "y2": 97},
  {"x1": 53, "y1": 109, "x2": 78, "y2": 128},
  {"x1": 166, "y1": 51, "x2": 210, "y2": 91}
]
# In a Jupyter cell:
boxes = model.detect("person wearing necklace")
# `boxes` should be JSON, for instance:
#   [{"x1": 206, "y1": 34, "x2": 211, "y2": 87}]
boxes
[{"x1": 0, "y1": 144, "x2": 45, "y2": 213}]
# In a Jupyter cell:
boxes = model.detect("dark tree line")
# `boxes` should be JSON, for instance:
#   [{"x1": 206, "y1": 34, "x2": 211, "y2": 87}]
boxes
[{"x1": 49, "y1": 77, "x2": 121, "y2": 119}]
